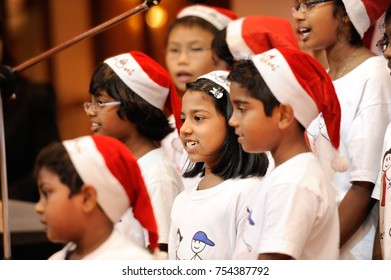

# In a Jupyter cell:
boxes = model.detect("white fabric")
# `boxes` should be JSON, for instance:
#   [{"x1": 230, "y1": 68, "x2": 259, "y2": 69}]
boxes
[
  {"x1": 116, "y1": 147, "x2": 184, "y2": 247},
  {"x1": 232, "y1": 153, "x2": 340, "y2": 260},
  {"x1": 62, "y1": 136, "x2": 128, "y2": 223},
  {"x1": 197, "y1": 70, "x2": 230, "y2": 93},
  {"x1": 48, "y1": 230, "x2": 153, "y2": 260},
  {"x1": 252, "y1": 50, "x2": 319, "y2": 128},
  {"x1": 226, "y1": 18, "x2": 254, "y2": 60},
  {"x1": 168, "y1": 177, "x2": 262, "y2": 260},
  {"x1": 372, "y1": 123, "x2": 391, "y2": 259},
  {"x1": 104, "y1": 53, "x2": 168, "y2": 110},
  {"x1": 342, "y1": 0, "x2": 371, "y2": 38},
  {"x1": 177, "y1": 5, "x2": 232, "y2": 30},
  {"x1": 307, "y1": 56, "x2": 391, "y2": 259}
]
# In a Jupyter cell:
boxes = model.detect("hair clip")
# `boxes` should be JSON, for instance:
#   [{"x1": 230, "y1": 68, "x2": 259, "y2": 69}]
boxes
[{"x1": 210, "y1": 87, "x2": 224, "y2": 99}]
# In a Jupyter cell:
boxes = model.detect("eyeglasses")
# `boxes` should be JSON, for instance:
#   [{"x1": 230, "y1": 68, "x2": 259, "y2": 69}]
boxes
[
  {"x1": 291, "y1": 0, "x2": 334, "y2": 16},
  {"x1": 83, "y1": 100, "x2": 121, "y2": 113},
  {"x1": 165, "y1": 46, "x2": 211, "y2": 59},
  {"x1": 376, "y1": 36, "x2": 390, "y2": 53}
]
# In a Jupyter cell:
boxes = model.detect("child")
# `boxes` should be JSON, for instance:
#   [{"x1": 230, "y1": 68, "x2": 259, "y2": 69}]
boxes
[
  {"x1": 85, "y1": 51, "x2": 184, "y2": 253},
  {"x1": 165, "y1": 4, "x2": 237, "y2": 98},
  {"x1": 292, "y1": 0, "x2": 391, "y2": 259},
  {"x1": 163, "y1": 5, "x2": 237, "y2": 187},
  {"x1": 212, "y1": 15, "x2": 300, "y2": 69},
  {"x1": 168, "y1": 70, "x2": 269, "y2": 260},
  {"x1": 228, "y1": 48, "x2": 340, "y2": 260},
  {"x1": 372, "y1": 3, "x2": 391, "y2": 259},
  {"x1": 34, "y1": 134, "x2": 158, "y2": 260}
]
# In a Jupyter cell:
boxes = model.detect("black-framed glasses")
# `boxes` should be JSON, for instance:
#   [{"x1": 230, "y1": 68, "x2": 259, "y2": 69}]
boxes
[
  {"x1": 376, "y1": 36, "x2": 390, "y2": 53},
  {"x1": 165, "y1": 46, "x2": 211, "y2": 59},
  {"x1": 292, "y1": 0, "x2": 335, "y2": 16},
  {"x1": 83, "y1": 100, "x2": 121, "y2": 113}
]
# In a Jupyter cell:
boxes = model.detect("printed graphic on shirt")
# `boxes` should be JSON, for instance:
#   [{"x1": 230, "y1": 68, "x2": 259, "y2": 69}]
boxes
[{"x1": 190, "y1": 231, "x2": 215, "y2": 260}]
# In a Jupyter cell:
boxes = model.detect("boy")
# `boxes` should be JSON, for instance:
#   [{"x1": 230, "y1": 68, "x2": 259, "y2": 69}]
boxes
[
  {"x1": 228, "y1": 48, "x2": 341, "y2": 259},
  {"x1": 34, "y1": 134, "x2": 158, "y2": 259}
]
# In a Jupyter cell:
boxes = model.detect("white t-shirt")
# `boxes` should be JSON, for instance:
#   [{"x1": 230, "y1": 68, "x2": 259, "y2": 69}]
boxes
[
  {"x1": 372, "y1": 123, "x2": 391, "y2": 259},
  {"x1": 168, "y1": 177, "x2": 262, "y2": 260},
  {"x1": 49, "y1": 230, "x2": 153, "y2": 260},
  {"x1": 232, "y1": 153, "x2": 339, "y2": 260},
  {"x1": 116, "y1": 147, "x2": 184, "y2": 247},
  {"x1": 307, "y1": 56, "x2": 391, "y2": 259}
]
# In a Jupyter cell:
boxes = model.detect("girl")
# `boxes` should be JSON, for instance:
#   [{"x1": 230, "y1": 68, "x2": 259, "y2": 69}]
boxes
[
  {"x1": 292, "y1": 0, "x2": 391, "y2": 259},
  {"x1": 85, "y1": 51, "x2": 184, "y2": 254},
  {"x1": 168, "y1": 70, "x2": 269, "y2": 260}
]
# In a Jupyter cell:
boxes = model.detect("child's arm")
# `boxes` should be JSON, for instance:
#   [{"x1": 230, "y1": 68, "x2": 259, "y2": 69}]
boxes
[{"x1": 338, "y1": 181, "x2": 376, "y2": 247}]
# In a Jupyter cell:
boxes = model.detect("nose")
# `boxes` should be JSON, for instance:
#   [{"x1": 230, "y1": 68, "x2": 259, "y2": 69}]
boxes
[
  {"x1": 180, "y1": 118, "x2": 192, "y2": 136},
  {"x1": 35, "y1": 197, "x2": 44, "y2": 215},
  {"x1": 85, "y1": 105, "x2": 97, "y2": 117},
  {"x1": 177, "y1": 50, "x2": 190, "y2": 64},
  {"x1": 292, "y1": 8, "x2": 305, "y2": 20},
  {"x1": 228, "y1": 112, "x2": 238, "y2": 128}
]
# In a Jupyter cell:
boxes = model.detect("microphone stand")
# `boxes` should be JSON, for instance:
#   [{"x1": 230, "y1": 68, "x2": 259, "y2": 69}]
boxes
[{"x1": 0, "y1": 0, "x2": 161, "y2": 260}]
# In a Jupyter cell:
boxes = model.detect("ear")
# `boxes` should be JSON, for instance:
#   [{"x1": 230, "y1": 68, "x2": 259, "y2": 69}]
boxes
[
  {"x1": 79, "y1": 184, "x2": 98, "y2": 214},
  {"x1": 277, "y1": 104, "x2": 295, "y2": 130}
]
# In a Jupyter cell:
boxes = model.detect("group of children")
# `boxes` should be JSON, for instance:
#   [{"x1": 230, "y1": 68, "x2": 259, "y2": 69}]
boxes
[{"x1": 32, "y1": 1, "x2": 391, "y2": 260}]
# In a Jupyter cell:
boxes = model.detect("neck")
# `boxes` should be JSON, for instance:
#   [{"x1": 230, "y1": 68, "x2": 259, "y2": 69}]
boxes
[
  {"x1": 197, "y1": 166, "x2": 224, "y2": 190},
  {"x1": 123, "y1": 134, "x2": 159, "y2": 159}
]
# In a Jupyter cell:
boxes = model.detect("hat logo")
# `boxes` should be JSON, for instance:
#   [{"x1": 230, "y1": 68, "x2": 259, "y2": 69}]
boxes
[
  {"x1": 113, "y1": 57, "x2": 135, "y2": 77},
  {"x1": 258, "y1": 54, "x2": 279, "y2": 72}
]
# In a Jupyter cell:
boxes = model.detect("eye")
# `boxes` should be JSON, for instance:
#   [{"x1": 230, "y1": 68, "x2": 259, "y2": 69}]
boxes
[
  {"x1": 167, "y1": 47, "x2": 180, "y2": 54},
  {"x1": 194, "y1": 115, "x2": 204, "y2": 121},
  {"x1": 180, "y1": 116, "x2": 186, "y2": 123}
]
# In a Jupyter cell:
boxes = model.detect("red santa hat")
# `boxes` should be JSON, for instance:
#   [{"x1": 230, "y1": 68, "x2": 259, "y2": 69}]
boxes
[
  {"x1": 226, "y1": 16, "x2": 300, "y2": 60},
  {"x1": 342, "y1": 0, "x2": 391, "y2": 38},
  {"x1": 252, "y1": 48, "x2": 348, "y2": 172},
  {"x1": 104, "y1": 51, "x2": 182, "y2": 132},
  {"x1": 62, "y1": 134, "x2": 159, "y2": 251},
  {"x1": 176, "y1": 5, "x2": 237, "y2": 30}
]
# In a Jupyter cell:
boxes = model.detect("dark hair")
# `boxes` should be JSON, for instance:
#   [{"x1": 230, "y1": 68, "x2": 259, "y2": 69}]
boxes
[
  {"x1": 34, "y1": 142, "x2": 84, "y2": 197},
  {"x1": 384, "y1": 3, "x2": 391, "y2": 27},
  {"x1": 228, "y1": 59, "x2": 280, "y2": 116},
  {"x1": 89, "y1": 63, "x2": 174, "y2": 141},
  {"x1": 333, "y1": 0, "x2": 363, "y2": 47},
  {"x1": 165, "y1": 16, "x2": 220, "y2": 44},
  {"x1": 183, "y1": 78, "x2": 268, "y2": 179},
  {"x1": 211, "y1": 28, "x2": 235, "y2": 69}
]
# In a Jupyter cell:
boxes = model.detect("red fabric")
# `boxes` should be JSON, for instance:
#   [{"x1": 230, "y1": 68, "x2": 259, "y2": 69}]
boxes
[
  {"x1": 277, "y1": 48, "x2": 341, "y2": 150},
  {"x1": 92, "y1": 135, "x2": 159, "y2": 251},
  {"x1": 241, "y1": 16, "x2": 300, "y2": 54}
]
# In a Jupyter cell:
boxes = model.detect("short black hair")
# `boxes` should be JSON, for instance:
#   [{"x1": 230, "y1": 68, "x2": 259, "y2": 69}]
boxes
[
  {"x1": 165, "y1": 16, "x2": 220, "y2": 44},
  {"x1": 183, "y1": 78, "x2": 268, "y2": 179},
  {"x1": 228, "y1": 59, "x2": 280, "y2": 116},
  {"x1": 211, "y1": 28, "x2": 235, "y2": 69},
  {"x1": 34, "y1": 142, "x2": 84, "y2": 197},
  {"x1": 89, "y1": 63, "x2": 174, "y2": 141}
]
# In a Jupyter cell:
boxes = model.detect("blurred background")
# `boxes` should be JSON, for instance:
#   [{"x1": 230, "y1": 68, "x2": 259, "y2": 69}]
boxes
[{"x1": 1, "y1": 0, "x2": 294, "y2": 140}]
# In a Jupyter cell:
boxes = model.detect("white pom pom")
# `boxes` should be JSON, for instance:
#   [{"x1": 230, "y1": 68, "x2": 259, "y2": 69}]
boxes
[{"x1": 331, "y1": 153, "x2": 349, "y2": 172}]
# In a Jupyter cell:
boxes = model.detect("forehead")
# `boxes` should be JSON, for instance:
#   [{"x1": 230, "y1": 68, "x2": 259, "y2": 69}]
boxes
[
  {"x1": 167, "y1": 25, "x2": 215, "y2": 44},
  {"x1": 181, "y1": 90, "x2": 216, "y2": 111}
]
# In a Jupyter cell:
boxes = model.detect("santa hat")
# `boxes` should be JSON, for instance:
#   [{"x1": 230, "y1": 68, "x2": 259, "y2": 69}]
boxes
[
  {"x1": 197, "y1": 70, "x2": 230, "y2": 98},
  {"x1": 342, "y1": 0, "x2": 391, "y2": 38},
  {"x1": 176, "y1": 5, "x2": 237, "y2": 30},
  {"x1": 104, "y1": 51, "x2": 182, "y2": 132},
  {"x1": 62, "y1": 135, "x2": 159, "y2": 251},
  {"x1": 252, "y1": 48, "x2": 348, "y2": 172},
  {"x1": 226, "y1": 16, "x2": 300, "y2": 60}
]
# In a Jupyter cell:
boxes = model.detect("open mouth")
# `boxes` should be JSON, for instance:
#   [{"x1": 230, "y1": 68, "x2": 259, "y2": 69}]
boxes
[{"x1": 298, "y1": 27, "x2": 311, "y2": 40}]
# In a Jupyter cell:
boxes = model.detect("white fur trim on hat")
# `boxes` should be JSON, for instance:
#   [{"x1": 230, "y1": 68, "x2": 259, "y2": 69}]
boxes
[
  {"x1": 63, "y1": 136, "x2": 128, "y2": 223},
  {"x1": 177, "y1": 5, "x2": 232, "y2": 30},
  {"x1": 252, "y1": 49, "x2": 318, "y2": 128},
  {"x1": 342, "y1": 0, "x2": 370, "y2": 38},
  {"x1": 226, "y1": 18, "x2": 254, "y2": 60},
  {"x1": 104, "y1": 53, "x2": 168, "y2": 110},
  {"x1": 197, "y1": 70, "x2": 230, "y2": 93}
]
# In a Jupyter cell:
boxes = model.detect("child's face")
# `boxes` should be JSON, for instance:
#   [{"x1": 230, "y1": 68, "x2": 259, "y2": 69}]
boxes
[
  {"x1": 165, "y1": 25, "x2": 228, "y2": 96},
  {"x1": 229, "y1": 81, "x2": 280, "y2": 153},
  {"x1": 180, "y1": 90, "x2": 226, "y2": 167},
  {"x1": 85, "y1": 91, "x2": 133, "y2": 141},
  {"x1": 35, "y1": 167, "x2": 84, "y2": 243},
  {"x1": 292, "y1": 0, "x2": 339, "y2": 51}
]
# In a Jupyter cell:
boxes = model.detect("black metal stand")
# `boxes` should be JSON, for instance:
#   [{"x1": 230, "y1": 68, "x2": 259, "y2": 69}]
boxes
[{"x1": 0, "y1": 0, "x2": 160, "y2": 260}]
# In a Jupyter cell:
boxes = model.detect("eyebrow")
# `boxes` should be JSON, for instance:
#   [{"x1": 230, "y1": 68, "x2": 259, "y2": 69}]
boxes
[{"x1": 231, "y1": 98, "x2": 250, "y2": 105}]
